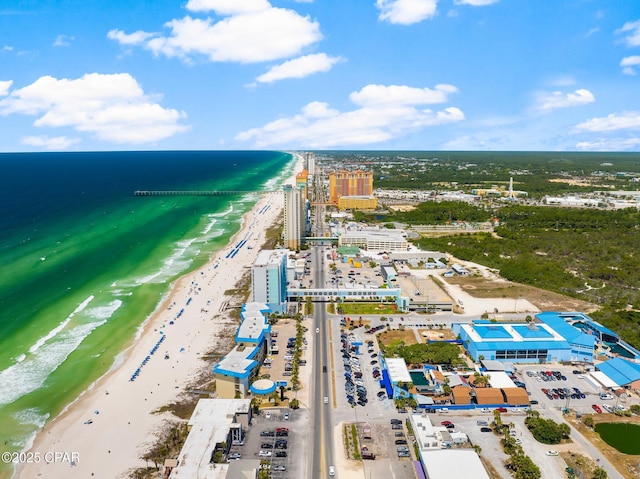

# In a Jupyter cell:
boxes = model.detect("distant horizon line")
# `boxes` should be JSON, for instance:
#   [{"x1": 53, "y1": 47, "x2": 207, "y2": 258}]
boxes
[{"x1": 1, "y1": 149, "x2": 640, "y2": 155}]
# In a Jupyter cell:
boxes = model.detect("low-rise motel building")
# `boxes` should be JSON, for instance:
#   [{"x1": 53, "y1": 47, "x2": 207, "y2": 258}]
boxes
[
  {"x1": 213, "y1": 303, "x2": 271, "y2": 399},
  {"x1": 168, "y1": 399, "x2": 254, "y2": 479}
]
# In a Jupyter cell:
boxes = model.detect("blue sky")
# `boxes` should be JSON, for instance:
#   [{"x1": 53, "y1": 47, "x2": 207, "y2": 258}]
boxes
[{"x1": 1, "y1": 0, "x2": 640, "y2": 152}]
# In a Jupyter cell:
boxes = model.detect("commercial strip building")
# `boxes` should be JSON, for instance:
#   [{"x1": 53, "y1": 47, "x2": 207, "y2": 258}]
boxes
[
  {"x1": 213, "y1": 303, "x2": 271, "y2": 399},
  {"x1": 453, "y1": 313, "x2": 596, "y2": 364},
  {"x1": 169, "y1": 399, "x2": 254, "y2": 479},
  {"x1": 338, "y1": 227, "x2": 409, "y2": 251},
  {"x1": 408, "y1": 413, "x2": 488, "y2": 479}
]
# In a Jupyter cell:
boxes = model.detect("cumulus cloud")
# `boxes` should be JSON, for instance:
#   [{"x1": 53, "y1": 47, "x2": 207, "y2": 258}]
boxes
[
  {"x1": 22, "y1": 135, "x2": 80, "y2": 150},
  {"x1": 185, "y1": 0, "x2": 271, "y2": 15},
  {"x1": 350, "y1": 83, "x2": 457, "y2": 107},
  {"x1": 621, "y1": 55, "x2": 640, "y2": 75},
  {"x1": 107, "y1": 29, "x2": 156, "y2": 46},
  {"x1": 376, "y1": 0, "x2": 438, "y2": 25},
  {"x1": 109, "y1": 2, "x2": 321, "y2": 64},
  {"x1": 454, "y1": 0, "x2": 499, "y2": 5},
  {"x1": 235, "y1": 82, "x2": 463, "y2": 148},
  {"x1": 576, "y1": 137, "x2": 640, "y2": 151},
  {"x1": 574, "y1": 111, "x2": 640, "y2": 132},
  {"x1": 0, "y1": 73, "x2": 188, "y2": 144},
  {"x1": 616, "y1": 19, "x2": 640, "y2": 47},
  {"x1": 534, "y1": 88, "x2": 595, "y2": 112},
  {"x1": 0, "y1": 80, "x2": 12, "y2": 96},
  {"x1": 255, "y1": 53, "x2": 343, "y2": 84}
]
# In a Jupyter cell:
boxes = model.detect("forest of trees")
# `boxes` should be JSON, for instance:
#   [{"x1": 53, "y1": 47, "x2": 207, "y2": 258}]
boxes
[{"x1": 411, "y1": 205, "x2": 640, "y2": 349}]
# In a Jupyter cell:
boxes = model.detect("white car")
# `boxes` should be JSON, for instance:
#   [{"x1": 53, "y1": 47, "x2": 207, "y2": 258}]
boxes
[
  {"x1": 316, "y1": 328, "x2": 320, "y2": 333},
  {"x1": 329, "y1": 465, "x2": 336, "y2": 476},
  {"x1": 265, "y1": 411, "x2": 272, "y2": 419},
  {"x1": 324, "y1": 396, "x2": 329, "y2": 404},
  {"x1": 545, "y1": 450, "x2": 559, "y2": 456},
  {"x1": 259, "y1": 450, "x2": 272, "y2": 457}
]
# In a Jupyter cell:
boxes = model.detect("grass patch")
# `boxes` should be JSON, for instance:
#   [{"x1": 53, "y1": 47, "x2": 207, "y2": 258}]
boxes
[
  {"x1": 342, "y1": 423, "x2": 362, "y2": 461},
  {"x1": 377, "y1": 329, "x2": 418, "y2": 350},
  {"x1": 595, "y1": 422, "x2": 640, "y2": 455},
  {"x1": 338, "y1": 301, "x2": 399, "y2": 315}
]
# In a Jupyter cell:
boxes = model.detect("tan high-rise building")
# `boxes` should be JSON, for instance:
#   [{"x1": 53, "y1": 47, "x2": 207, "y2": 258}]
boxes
[
  {"x1": 295, "y1": 169, "x2": 309, "y2": 200},
  {"x1": 283, "y1": 184, "x2": 306, "y2": 250},
  {"x1": 328, "y1": 170, "x2": 373, "y2": 204}
]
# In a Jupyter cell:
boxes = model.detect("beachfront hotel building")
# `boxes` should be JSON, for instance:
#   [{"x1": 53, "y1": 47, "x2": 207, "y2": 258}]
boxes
[
  {"x1": 213, "y1": 303, "x2": 272, "y2": 399},
  {"x1": 328, "y1": 169, "x2": 373, "y2": 204},
  {"x1": 251, "y1": 249, "x2": 288, "y2": 313},
  {"x1": 283, "y1": 184, "x2": 306, "y2": 250}
]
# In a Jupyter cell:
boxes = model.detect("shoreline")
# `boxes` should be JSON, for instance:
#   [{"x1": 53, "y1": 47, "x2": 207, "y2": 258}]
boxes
[{"x1": 15, "y1": 156, "x2": 303, "y2": 479}]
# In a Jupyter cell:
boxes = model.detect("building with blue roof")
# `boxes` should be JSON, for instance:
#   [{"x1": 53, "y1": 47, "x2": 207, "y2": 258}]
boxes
[
  {"x1": 453, "y1": 313, "x2": 596, "y2": 364},
  {"x1": 596, "y1": 357, "x2": 640, "y2": 390},
  {"x1": 214, "y1": 302, "x2": 272, "y2": 398}
]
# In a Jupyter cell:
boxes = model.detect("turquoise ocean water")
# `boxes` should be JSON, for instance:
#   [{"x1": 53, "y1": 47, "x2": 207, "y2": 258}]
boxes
[{"x1": 0, "y1": 151, "x2": 294, "y2": 470}]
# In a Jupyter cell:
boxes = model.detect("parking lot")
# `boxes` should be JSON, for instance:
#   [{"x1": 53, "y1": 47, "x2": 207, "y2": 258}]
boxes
[
  {"x1": 514, "y1": 364, "x2": 622, "y2": 416},
  {"x1": 226, "y1": 408, "x2": 308, "y2": 478}
]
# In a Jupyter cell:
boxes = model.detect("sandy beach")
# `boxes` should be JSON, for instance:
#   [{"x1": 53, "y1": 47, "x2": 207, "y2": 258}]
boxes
[{"x1": 16, "y1": 157, "x2": 302, "y2": 479}]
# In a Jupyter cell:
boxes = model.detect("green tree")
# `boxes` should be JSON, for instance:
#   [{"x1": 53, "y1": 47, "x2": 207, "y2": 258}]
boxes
[{"x1": 592, "y1": 467, "x2": 607, "y2": 479}]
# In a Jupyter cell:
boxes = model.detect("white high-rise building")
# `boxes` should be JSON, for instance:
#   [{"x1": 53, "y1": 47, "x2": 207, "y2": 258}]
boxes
[
  {"x1": 283, "y1": 184, "x2": 306, "y2": 250},
  {"x1": 251, "y1": 249, "x2": 288, "y2": 313}
]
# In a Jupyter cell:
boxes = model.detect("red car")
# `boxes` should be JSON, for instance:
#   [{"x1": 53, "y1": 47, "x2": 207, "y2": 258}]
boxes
[
  {"x1": 441, "y1": 420, "x2": 453, "y2": 426},
  {"x1": 497, "y1": 407, "x2": 508, "y2": 413},
  {"x1": 592, "y1": 404, "x2": 602, "y2": 414}
]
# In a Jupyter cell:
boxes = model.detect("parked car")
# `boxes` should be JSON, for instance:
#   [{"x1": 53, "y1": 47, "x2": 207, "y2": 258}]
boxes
[
  {"x1": 228, "y1": 452, "x2": 242, "y2": 460},
  {"x1": 480, "y1": 427, "x2": 493, "y2": 433},
  {"x1": 259, "y1": 451, "x2": 272, "y2": 457},
  {"x1": 592, "y1": 404, "x2": 602, "y2": 413}
]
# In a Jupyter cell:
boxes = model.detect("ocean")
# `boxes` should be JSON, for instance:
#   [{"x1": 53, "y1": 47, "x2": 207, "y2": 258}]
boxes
[{"x1": 0, "y1": 150, "x2": 294, "y2": 467}]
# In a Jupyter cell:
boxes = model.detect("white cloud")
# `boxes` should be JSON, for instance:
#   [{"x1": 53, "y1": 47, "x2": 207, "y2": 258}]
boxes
[
  {"x1": 621, "y1": 55, "x2": 640, "y2": 75},
  {"x1": 350, "y1": 83, "x2": 457, "y2": 107},
  {"x1": 576, "y1": 137, "x2": 640, "y2": 151},
  {"x1": 255, "y1": 53, "x2": 344, "y2": 83},
  {"x1": 376, "y1": 0, "x2": 438, "y2": 25},
  {"x1": 235, "y1": 82, "x2": 463, "y2": 148},
  {"x1": 0, "y1": 80, "x2": 12, "y2": 96},
  {"x1": 454, "y1": 0, "x2": 499, "y2": 5},
  {"x1": 616, "y1": 19, "x2": 640, "y2": 47},
  {"x1": 185, "y1": 0, "x2": 271, "y2": 15},
  {"x1": 534, "y1": 88, "x2": 595, "y2": 112},
  {"x1": 574, "y1": 111, "x2": 640, "y2": 133},
  {"x1": 53, "y1": 35, "x2": 74, "y2": 47},
  {"x1": 21, "y1": 135, "x2": 80, "y2": 150},
  {"x1": 2, "y1": 45, "x2": 13, "y2": 52},
  {"x1": 0, "y1": 73, "x2": 188, "y2": 144},
  {"x1": 110, "y1": 4, "x2": 321, "y2": 64},
  {"x1": 107, "y1": 29, "x2": 156, "y2": 46}
]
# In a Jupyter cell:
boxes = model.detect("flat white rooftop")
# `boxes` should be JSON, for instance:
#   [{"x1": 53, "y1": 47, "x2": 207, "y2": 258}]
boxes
[
  {"x1": 386, "y1": 357, "x2": 412, "y2": 383},
  {"x1": 419, "y1": 449, "x2": 490, "y2": 479},
  {"x1": 171, "y1": 399, "x2": 251, "y2": 479}
]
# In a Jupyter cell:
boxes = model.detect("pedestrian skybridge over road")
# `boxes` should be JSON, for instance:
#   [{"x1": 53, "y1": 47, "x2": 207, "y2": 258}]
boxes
[{"x1": 287, "y1": 287, "x2": 408, "y2": 312}]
